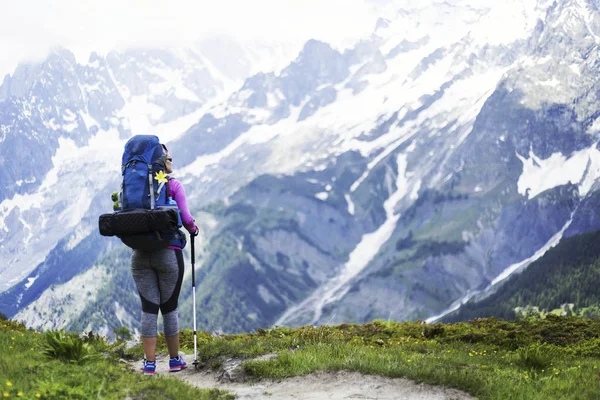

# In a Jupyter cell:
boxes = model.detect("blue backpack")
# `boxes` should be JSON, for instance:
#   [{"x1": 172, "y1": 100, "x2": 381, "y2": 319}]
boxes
[{"x1": 99, "y1": 135, "x2": 186, "y2": 251}]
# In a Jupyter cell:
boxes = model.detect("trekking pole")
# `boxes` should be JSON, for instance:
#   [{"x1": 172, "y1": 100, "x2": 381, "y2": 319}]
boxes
[{"x1": 191, "y1": 233, "x2": 199, "y2": 370}]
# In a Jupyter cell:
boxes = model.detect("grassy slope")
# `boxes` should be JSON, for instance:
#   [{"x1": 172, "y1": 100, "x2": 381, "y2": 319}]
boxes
[
  {"x1": 183, "y1": 317, "x2": 600, "y2": 400},
  {"x1": 4, "y1": 316, "x2": 600, "y2": 400},
  {"x1": 0, "y1": 319, "x2": 232, "y2": 400}
]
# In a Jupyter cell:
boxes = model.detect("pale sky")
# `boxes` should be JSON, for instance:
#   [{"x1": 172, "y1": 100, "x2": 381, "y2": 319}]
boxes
[{"x1": 0, "y1": 0, "x2": 380, "y2": 78}]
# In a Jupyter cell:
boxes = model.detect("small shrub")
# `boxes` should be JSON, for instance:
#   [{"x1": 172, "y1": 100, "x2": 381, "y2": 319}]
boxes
[
  {"x1": 0, "y1": 319, "x2": 27, "y2": 332},
  {"x1": 514, "y1": 344, "x2": 554, "y2": 371},
  {"x1": 82, "y1": 330, "x2": 107, "y2": 344},
  {"x1": 0, "y1": 311, "x2": 7, "y2": 321},
  {"x1": 81, "y1": 330, "x2": 109, "y2": 353},
  {"x1": 423, "y1": 324, "x2": 445, "y2": 339},
  {"x1": 42, "y1": 331, "x2": 95, "y2": 364},
  {"x1": 113, "y1": 326, "x2": 132, "y2": 341}
]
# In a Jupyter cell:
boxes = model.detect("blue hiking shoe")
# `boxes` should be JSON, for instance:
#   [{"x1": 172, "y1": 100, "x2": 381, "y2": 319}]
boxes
[
  {"x1": 142, "y1": 359, "x2": 156, "y2": 375},
  {"x1": 169, "y1": 355, "x2": 187, "y2": 372}
]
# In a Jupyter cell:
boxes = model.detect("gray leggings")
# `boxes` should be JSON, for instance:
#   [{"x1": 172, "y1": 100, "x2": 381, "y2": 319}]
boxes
[{"x1": 131, "y1": 248, "x2": 184, "y2": 337}]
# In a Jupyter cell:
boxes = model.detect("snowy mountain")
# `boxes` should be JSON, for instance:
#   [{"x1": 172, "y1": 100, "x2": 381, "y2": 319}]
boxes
[{"x1": 4, "y1": 0, "x2": 600, "y2": 334}]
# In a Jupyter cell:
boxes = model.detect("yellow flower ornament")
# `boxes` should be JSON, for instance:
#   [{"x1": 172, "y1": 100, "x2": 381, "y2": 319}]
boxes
[{"x1": 154, "y1": 170, "x2": 168, "y2": 184}]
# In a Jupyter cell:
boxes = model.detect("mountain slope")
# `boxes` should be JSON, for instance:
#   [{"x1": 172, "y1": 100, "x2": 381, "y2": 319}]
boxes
[{"x1": 441, "y1": 227, "x2": 600, "y2": 322}]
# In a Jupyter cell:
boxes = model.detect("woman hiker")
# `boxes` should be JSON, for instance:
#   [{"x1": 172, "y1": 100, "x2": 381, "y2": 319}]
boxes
[{"x1": 130, "y1": 143, "x2": 199, "y2": 375}]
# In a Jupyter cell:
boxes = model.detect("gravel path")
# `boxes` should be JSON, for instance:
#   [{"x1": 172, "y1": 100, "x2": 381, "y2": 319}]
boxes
[{"x1": 131, "y1": 353, "x2": 475, "y2": 400}]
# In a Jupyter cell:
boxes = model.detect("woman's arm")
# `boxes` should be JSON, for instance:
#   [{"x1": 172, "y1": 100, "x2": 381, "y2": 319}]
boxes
[{"x1": 168, "y1": 179, "x2": 197, "y2": 234}]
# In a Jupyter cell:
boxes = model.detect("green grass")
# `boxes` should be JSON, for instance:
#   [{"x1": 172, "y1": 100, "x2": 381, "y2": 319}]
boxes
[
  {"x1": 176, "y1": 316, "x2": 600, "y2": 400},
  {"x1": 0, "y1": 320, "x2": 233, "y2": 400},
  {"x1": 4, "y1": 316, "x2": 600, "y2": 399}
]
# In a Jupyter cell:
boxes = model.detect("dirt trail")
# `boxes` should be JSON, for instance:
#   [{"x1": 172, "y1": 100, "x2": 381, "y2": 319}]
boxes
[{"x1": 130, "y1": 353, "x2": 475, "y2": 400}]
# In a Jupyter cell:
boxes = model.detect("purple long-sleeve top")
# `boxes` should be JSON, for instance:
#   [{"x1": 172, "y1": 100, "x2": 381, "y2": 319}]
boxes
[{"x1": 168, "y1": 178, "x2": 196, "y2": 234}]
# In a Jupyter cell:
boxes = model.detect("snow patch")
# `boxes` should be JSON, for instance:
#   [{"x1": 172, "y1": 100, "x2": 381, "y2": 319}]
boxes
[
  {"x1": 25, "y1": 276, "x2": 38, "y2": 289},
  {"x1": 44, "y1": 118, "x2": 60, "y2": 131},
  {"x1": 19, "y1": 216, "x2": 34, "y2": 245},
  {"x1": 266, "y1": 93, "x2": 279, "y2": 108},
  {"x1": 315, "y1": 192, "x2": 329, "y2": 201},
  {"x1": 587, "y1": 117, "x2": 600, "y2": 134},
  {"x1": 538, "y1": 77, "x2": 561, "y2": 87},
  {"x1": 345, "y1": 194, "x2": 355, "y2": 216},
  {"x1": 516, "y1": 145, "x2": 600, "y2": 199},
  {"x1": 62, "y1": 121, "x2": 79, "y2": 132},
  {"x1": 350, "y1": 133, "x2": 414, "y2": 192}
]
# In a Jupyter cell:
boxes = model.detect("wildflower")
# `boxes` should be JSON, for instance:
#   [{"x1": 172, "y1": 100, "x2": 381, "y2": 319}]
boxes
[
  {"x1": 3, "y1": 392, "x2": 9, "y2": 398},
  {"x1": 17, "y1": 392, "x2": 23, "y2": 397},
  {"x1": 5, "y1": 382, "x2": 11, "y2": 387},
  {"x1": 154, "y1": 170, "x2": 168, "y2": 184},
  {"x1": 36, "y1": 394, "x2": 41, "y2": 398}
]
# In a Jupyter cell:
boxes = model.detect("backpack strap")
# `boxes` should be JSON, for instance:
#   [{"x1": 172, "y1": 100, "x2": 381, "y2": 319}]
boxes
[
  {"x1": 148, "y1": 164, "x2": 155, "y2": 209},
  {"x1": 165, "y1": 176, "x2": 172, "y2": 199},
  {"x1": 155, "y1": 176, "x2": 173, "y2": 200}
]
